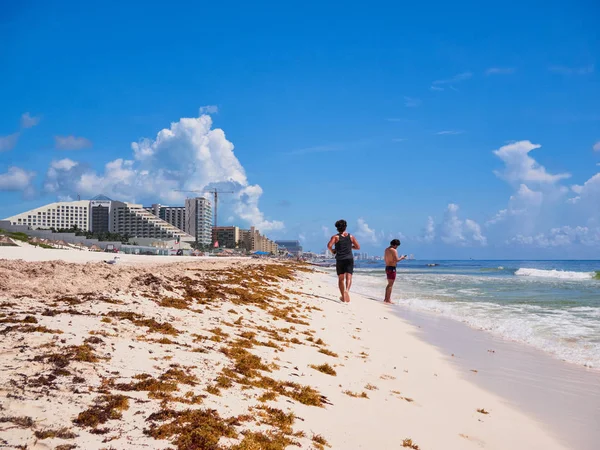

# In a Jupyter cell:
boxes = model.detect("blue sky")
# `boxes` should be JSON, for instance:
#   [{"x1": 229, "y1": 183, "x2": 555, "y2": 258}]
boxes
[{"x1": 1, "y1": 0, "x2": 599, "y2": 258}]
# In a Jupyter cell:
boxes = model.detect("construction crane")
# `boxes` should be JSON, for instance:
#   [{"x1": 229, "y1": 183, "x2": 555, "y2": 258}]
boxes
[{"x1": 173, "y1": 188, "x2": 234, "y2": 248}]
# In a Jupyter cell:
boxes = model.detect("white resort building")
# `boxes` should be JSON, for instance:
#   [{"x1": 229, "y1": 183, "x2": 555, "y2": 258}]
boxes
[
  {"x1": 4, "y1": 200, "x2": 91, "y2": 230},
  {"x1": 4, "y1": 197, "x2": 194, "y2": 242}
]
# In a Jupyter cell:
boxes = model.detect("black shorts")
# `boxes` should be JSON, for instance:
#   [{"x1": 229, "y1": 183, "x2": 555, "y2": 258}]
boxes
[{"x1": 336, "y1": 259, "x2": 354, "y2": 275}]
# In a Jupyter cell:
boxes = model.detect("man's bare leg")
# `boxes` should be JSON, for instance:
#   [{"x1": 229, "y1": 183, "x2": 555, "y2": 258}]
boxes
[
  {"x1": 337, "y1": 274, "x2": 346, "y2": 302},
  {"x1": 344, "y1": 273, "x2": 353, "y2": 302},
  {"x1": 384, "y1": 279, "x2": 394, "y2": 303}
]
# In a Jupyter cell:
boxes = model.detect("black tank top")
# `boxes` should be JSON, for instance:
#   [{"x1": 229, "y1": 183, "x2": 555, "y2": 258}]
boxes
[{"x1": 335, "y1": 233, "x2": 353, "y2": 260}]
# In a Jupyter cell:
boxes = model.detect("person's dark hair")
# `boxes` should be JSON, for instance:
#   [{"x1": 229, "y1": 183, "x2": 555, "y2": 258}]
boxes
[
  {"x1": 335, "y1": 219, "x2": 347, "y2": 233},
  {"x1": 390, "y1": 239, "x2": 401, "y2": 247}
]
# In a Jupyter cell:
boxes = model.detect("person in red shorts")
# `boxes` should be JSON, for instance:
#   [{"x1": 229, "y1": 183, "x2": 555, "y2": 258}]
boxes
[{"x1": 384, "y1": 239, "x2": 407, "y2": 304}]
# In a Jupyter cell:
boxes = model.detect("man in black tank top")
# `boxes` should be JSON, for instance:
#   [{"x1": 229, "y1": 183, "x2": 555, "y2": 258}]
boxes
[{"x1": 327, "y1": 219, "x2": 361, "y2": 303}]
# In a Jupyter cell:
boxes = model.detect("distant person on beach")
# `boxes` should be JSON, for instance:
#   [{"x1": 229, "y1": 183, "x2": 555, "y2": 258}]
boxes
[
  {"x1": 384, "y1": 239, "x2": 407, "y2": 304},
  {"x1": 327, "y1": 219, "x2": 360, "y2": 303}
]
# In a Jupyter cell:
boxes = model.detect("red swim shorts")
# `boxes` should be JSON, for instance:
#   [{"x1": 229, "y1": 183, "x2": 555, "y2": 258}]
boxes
[{"x1": 385, "y1": 266, "x2": 396, "y2": 280}]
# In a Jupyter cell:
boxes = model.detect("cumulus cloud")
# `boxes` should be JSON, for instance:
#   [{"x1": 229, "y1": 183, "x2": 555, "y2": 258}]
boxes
[
  {"x1": 593, "y1": 141, "x2": 600, "y2": 152},
  {"x1": 493, "y1": 140, "x2": 570, "y2": 185},
  {"x1": 422, "y1": 216, "x2": 435, "y2": 243},
  {"x1": 440, "y1": 204, "x2": 487, "y2": 246},
  {"x1": 54, "y1": 135, "x2": 93, "y2": 150},
  {"x1": 0, "y1": 132, "x2": 20, "y2": 152},
  {"x1": 322, "y1": 225, "x2": 331, "y2": 238},
  {"x1": 417, "y1": 206, "x2": 485, "y2": 247},
  {"x1": 44, "y1": 112, "x2": 284, "y2": 231},
  {"x1": 0, "y1": 166, "x2": 36, "y2": 193},
  {"x1": 355, "y1": 218, "x2": 378, "y2": 244},
  {"x1": 508, "y1": 226, "x2": 600, "y2": 247},
  {"x1": 21, "y1": 112, "x2": 40, "y2": 128}
]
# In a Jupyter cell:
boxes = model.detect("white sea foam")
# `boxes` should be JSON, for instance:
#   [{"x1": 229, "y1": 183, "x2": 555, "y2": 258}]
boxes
[
  {"x1": 348, "y1": 272, "x2": 600, "y2": 368},
  {"x1": 515, "y1": 268, "x2": 595, "y2": 280}
]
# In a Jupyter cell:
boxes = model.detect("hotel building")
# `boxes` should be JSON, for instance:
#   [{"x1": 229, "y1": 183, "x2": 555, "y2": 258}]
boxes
[
  {"x1": 4, "y1": 200, "x2": 91, "y2": 230},
  {"x1": 4, "y1": 198, "x2": 193, "y2": 241},
  {"x1": 213, "y1": 225, "x2": 278, "y2": 254}
]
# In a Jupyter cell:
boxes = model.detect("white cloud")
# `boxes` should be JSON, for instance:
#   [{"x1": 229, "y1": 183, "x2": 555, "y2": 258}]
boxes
[
  {"x1": 0, "y1": 132, "x2": 20, "y2": 152},
  {"x1": 570, "y1": 173, "x2": 600, "y2": 205},
  {"x1": 485, "y1": 67, "x2": 515, "y2": 75},
  {"x1": 508, "y1": 226, "x2": 600, "y2": 247},
  {"x1": 440, "y1": 204, "x2": 487, "y2": 246},
  {"x1": 355, "y1": 218, "x2": 378, "y2": 244},
  {"x1": 199, "y1": 105, "x2": 219, "y2": 114},
  {"x1": 430, "y1": 86, "x2": 444, "y2": 92},
  {"x1": 465, "y1": 219, "x2": 487, "y2": 245},
  {"x1": 436, "y1": 130, "x2": 464, "y2": 135},
  {"x1": 51, "y1": 158, "x2": 78, "y2": 171},
  {"x1": 0, "y1": 166, "x2": 36, "y2": 192},
  {"x1": 322, "y1": 225, "x2": 331, "y2": 238},
  {"x1": 54, "y1": 135, "x2": 93, "y2": 150},
  {"x1": 549, "y1": 65, "x2": 594, "y2": 75},
  {"x1": 423, "y1": 216, "x2": 435, "y2": 243},
  {"x1": 404, "y1": 96, "x2": 421, "y2": 107},
  {"x1": 298, "y1": 233, "x2": 306, "y2": 242},
  {"x1": 45, "y1": 111, "x2": 284, "y2": 232},
  {"x1": 486, "y1": 209, "x2": 508, "y2": 226},
  {"x1": 432, "y1": 72, "x2": 472, "y2": 86},
  {"x1": 593, "y1": 141, "x2": 600, "y2": 152},
  {"x1": 493, "y1": 140, "x2": 570, "y2": 185},
  {"x1": 21, "y1": 112, "x2": 40, "y2": 128}
]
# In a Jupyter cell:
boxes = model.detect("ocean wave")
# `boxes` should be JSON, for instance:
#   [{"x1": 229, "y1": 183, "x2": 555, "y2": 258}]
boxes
[{"x1": 515, "y1": 268, "x2": 597, "y2": 280}]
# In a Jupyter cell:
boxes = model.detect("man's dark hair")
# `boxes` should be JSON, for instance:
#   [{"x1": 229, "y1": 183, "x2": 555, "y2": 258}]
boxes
[
  {"x1": 335, "y1": 219, "x2": 347, "y2": 233},
  {"x1": 390, "y1": 239, "x2": 401, "y2": 247}
]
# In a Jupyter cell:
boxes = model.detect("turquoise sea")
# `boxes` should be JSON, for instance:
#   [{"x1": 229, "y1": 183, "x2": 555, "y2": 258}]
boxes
[{"x1": 347, "y1": 260, "x2": 600, "y2": 368}]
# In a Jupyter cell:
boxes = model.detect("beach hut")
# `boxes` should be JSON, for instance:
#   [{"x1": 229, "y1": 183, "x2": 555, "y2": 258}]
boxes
[
  {"x1": 0, "y1": 236, "x2": 18, "y2": 246},
  {"x1": 29, "y1": 237, "x2": 44, "y2": 246},
  {"x1": 54, "y1": 240, "x2": 70, "y2": 249}
]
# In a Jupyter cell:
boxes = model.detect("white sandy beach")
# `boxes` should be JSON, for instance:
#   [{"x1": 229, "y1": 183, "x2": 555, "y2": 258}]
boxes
[{"x1": 0, "y1": 246, "x2": 571, "y2": 449}]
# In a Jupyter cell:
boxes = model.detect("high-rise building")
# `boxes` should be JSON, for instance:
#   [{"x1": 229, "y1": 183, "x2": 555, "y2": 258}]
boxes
[
  {"x1": 184, "y1": 197, "x2": 213, "y2": 246},
  {"x1": 241, "y1": 226, "x2": 278, "y2": 254},
  {"x1": 144, "y1": 204, "x2": 186, "y2": 231},
  {"x1": 111, "y1": 201, "x2": 193, "y2": 241},
  {"x1": 213, "y1": 226, "x2": 242, "y2": 249},
  {"x1": 213, "y1": 226, "x2": 278, "y2": 253},
  {"x1": 274, "y1": 240, "x2": 303, "y2": 256},
  {"x1": 4, "y1": 198, "x2": 193, "y2": 242},
  {"x1": 90, "y1": 197, "x2": 112, "y2": 232}
]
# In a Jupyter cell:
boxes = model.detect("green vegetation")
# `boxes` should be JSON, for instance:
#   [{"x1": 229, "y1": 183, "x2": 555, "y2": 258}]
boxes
[
  {"x1": 594, "y1": 271, "x2": 600, "y2": 280},
  {"x1": 0, "y1": 229, "x2": 29, "y2": 242}
]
